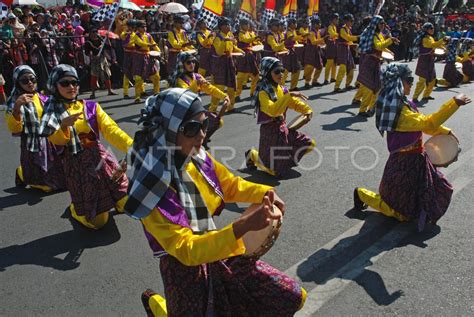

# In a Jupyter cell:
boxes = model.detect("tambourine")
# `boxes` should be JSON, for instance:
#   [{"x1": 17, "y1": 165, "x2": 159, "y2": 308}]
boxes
[
  {"x1": 434, "y1": 48, "x2": 446, "y2": 56},
  {"x1": 250, "y1": 44, "x2": 264, "y2": 52},
  {"x1": 242, "y1": 204, "x2": 283, "y2": 258},
  {"x1": 149, "y1": 51, "x2": 161, "y2": 57},
  {"x1": 381, "y1": 51, "x2": 395, "y2": 61},
  {"x1": 425, "y1": 134, "x2": 461, "y2": 167}
]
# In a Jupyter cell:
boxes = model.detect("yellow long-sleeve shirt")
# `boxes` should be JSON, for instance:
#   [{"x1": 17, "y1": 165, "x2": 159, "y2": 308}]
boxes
[
  {"x1": 328, "y1": 24, "x2": 339, "y2": 41},
  {"x1": 259, "y1": 85, "x2": 313, "y2": 117},
  {"x1": 267, "y1": 32, "x2": 286, "y2": 52},
  {"x1": 309, "y1": 30, "x2": 325, "y2": 46},
  {"x1": 134, "y1": 32, "x2": 159, "y2": 53},
  {"x1": 48, "y1": 100, "x2": 133, "y2": 153},
  {"x1": 213, "y1": 31, "x2": 243, "y2": 56},
  {"x1": 197, "y1": 29, "x2": 213, "y2": 48},
  {"x1": 5, "y1": 93, "x2": 43, "y2": 134},
  {"x1": 374, "y1": 33, "x2": 393, "y2": 51},
  {"x1": 238, "y1": 30, "x2": 257, "y2": 45},
  {"x1": 141, "y1": 153, "x2": 272, "y2": 266},
  {"x1": 168, "y1": 28, "x2": 194, "y2": 51},
  {"x1": 285, "y1": 29, "x2": 300, "y2": 44},
  {"x1": 298, "y1": 27, "x2": 310, "y2": 43},
  {"x1": 422, "y1": 36, "x2": 445, "y2": 49},
  {"x1": 120, "y1": 31, "x2": 137, "y2": 50},
  {"x1": 176, "y1": 75, "x2": 227, "y2": 100},
  {"x1": 340, "y1": 26, "x2": 358, "y2": 44},
  {"x1": 396, "y1": 98, "x2": 459, "y2": 135}
]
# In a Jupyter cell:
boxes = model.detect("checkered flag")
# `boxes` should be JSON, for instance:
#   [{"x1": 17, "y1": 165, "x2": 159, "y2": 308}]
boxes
[
  {"x1": 260, "y1": 8, "x2": 275, "y2": 30},
  {"x1": 198, "y1": 8, "x2": 220, "y2": 30},
  {"x1": 288, "y1": 11, "x2": 297, "y2": 20},
  {"x1": 237, "y1": 10, "x2": 253, "y2": 23},
  {"x1": 92, "y1": 2, "x2": 120, "y2": 22}
]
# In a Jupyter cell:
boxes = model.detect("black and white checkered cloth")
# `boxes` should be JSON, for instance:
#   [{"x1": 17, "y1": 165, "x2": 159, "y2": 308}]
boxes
[
  {"x1": 375, "y1": 63, "x2": 412, "y2": 135},
  {"x1": 251, "y1": 57, "x2": 281, "y2": 116},
  {"x1": 260, "y1": 8, "x2": 275, "y2": 30},
  {"x1": 125, "y1": 88, "x2": 217, "y2": 233},
  {"x1": 237, "y1": 10, "x2": 253, "y2": 23},
  {"x1": 92, "y1": 2, "x2": 120, "y2": 22},
  {"x1": 198, "y1": 8, "x2": 220, "y2": 30}
]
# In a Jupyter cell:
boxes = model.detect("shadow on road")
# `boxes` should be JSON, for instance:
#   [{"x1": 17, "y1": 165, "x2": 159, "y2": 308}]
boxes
[
  {"x1": 0, "y1": 187, "x2": 63, "y2": 210},
  {"x1": 321, "y1": 115, "x2": 368, "y2": 131},
  {"x1": 320, "y1": 103, "x2": 359, "y2": 115},
  {"x1": 0, "y1": 210, "x2": 121, "y2": 272},
  {"x1": 295, "y1": 211, "x2": 440, "y2": 306}
]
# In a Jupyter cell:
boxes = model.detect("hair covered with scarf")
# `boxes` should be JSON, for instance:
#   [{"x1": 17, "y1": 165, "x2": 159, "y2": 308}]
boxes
[
  {"x1": 375, "y1": 63, "x2": 413, "y2": 135},
  {"x1": 413, "y1": 22, "x2": 434, "y2": 56},
  {"x1": 6, "y1": 65, "x2": 37, "y2": 114},
  {"x1": 39, "y1": 64, "x2": 83, "y2": 154},
  {"x1": 124, "y1": 88, "x2": 215, "y2": 231},
  {"x1": 359, "y1": 15, "x2": 384, "y2": 54},
  {"x1": 169, "y1": 51, "x2": 196, "y2": 87},
  {"x1": 250, "y1": 57, "x2": 282, "y2": 116}
]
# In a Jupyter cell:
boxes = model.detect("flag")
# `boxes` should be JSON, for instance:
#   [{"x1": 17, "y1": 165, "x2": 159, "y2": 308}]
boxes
[
  {"x1": 198, "y1": 0, "x2": 224, "y2": 29},
  {"x1": 93, "y1": 1, "x2": 120, "y2": 22},
  {"x1": 307, "y1": 0, "x2": 319, "y2": 17},
  {"x1": 282, "y1": 0, "x2": 297, "y2": 26},
  {"x1": 261, "y1": 0, "x2": 276, "y2": 29},
  {"x1": 129, "y1": 0, "x2": 156, "y2": 6},
  {"x1": 1, "y1": 0, "x2": 11, "y2": 6},
  {"x1": 237, "y1": 0, "x2": 256, "y2": 20}
]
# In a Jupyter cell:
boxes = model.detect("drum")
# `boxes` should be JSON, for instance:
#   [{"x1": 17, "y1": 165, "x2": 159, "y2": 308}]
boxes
[
  {"x1": 434, "y1": 48, "x2": 446, "y2": 56},
  {"x1": 287, "y1": 113, "x2": 310, "y2": 130},
  {"x1": 149, "y1": 51, "x2": 161, "y2": 57},
  {"x1": 251, "y1": 44, "x2": 264, "y2": 52},
  {"x1": 293, "y1": 43, "x2": 304, "y2": 48},
  {"x1": 242, "y1": 204, "x2": 283, "y2": 258},
  {"x1": 277, "y1": 50, "x2": 289, "y2": 56},
  {"x1": 425, "y1": 134, "x2": 460, "y2": 167},
  {"x1": 455, "y1": 62, "x2": 462, "y2": 69},
  {"x1": 381, "y1": 51, "x2": 395, "y2": 61},
  {"x1": 231, "y1": 52, "x2": 244, "y2": 56},
  {"x1": 185, "y1": 49, "x2": 197, "y2": 54}
]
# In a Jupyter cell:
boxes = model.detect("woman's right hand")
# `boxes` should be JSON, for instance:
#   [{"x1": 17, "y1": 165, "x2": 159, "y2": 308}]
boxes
[
  {"x1": 290, "y1": 91, "x2": 309, "y2": 101},
  {"x1": 14, "y1": 93, "x2": 34, "y2": 110},
  {"x1": 60, "y1": 113, "x2": 83, "y2": 130},
  {"x1": 453, "y1": 94, "x2": 471, "y2": 106},
  {"x1": 232, "y1": 197, "x2": 281, "y2": 239}
]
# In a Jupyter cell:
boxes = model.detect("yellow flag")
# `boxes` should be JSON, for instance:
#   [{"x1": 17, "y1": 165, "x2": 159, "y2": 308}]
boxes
[
  {"x1": 308, "y1": 0, "x2": 319, "y2": 16},
  {"x1": 203, "y1": 0, "x2": 225, "y2": 16},
  {"x1": 282, "y1": 0, "x2": 297, "y2": 16},
  {"x1": 240, "y1": 0, "x2": 257, "y2": 20}
]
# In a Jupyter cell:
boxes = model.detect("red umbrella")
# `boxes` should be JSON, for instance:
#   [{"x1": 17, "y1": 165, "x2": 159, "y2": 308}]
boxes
[{"x1": 98, "y1": 29, "x2": 120, "y2": 39}]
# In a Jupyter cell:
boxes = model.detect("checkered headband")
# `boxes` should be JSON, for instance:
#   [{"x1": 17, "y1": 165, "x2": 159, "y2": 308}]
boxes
[
  {"x1": 251, "y1": 57, "x2": 281, "y2": 117},
  {"x1": 375, "y1": 63, "x2": 412, "y2": 135},
  {"x1": 169, "y1": 51, "x2": 195, "y2": 87},
  {"x1": 359, "y1": 15, "x2": 384, "y2": 54},
  {"x1": 125, "y1": 88, "x2": 216, "y2": 235}
]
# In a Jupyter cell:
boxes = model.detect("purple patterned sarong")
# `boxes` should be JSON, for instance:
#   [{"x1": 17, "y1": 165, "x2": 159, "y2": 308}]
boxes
[{"x1": 379, "y1": 151, "x2": 453, "y2": 231}]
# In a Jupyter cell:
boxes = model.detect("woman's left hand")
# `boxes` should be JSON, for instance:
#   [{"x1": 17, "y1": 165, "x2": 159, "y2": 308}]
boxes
[{"x1": 264, "y1": 190, "x2": 286, "y2": 215}]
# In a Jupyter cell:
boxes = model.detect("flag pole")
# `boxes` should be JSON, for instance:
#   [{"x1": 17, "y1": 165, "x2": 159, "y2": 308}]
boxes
[{"x1": 98, "y1": 0, "x2": 122, "y2": 57}]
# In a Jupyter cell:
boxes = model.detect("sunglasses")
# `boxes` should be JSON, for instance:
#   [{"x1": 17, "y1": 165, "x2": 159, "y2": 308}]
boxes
[
  {"x1": 58, "y1": 79, "x2": 80, "y2": 87},
  {"x1": 185, "y1": 60, "x2": 196, "y2": 66},
  {"x1": 272, "y1": 68, "x2": 285, "y2": 75},
  {"x1": 19, "y1": 77, "x2": 37, "y2": 85},
  {"x1": 179, "y1": 117, "x2": 209, "y2": 138}
]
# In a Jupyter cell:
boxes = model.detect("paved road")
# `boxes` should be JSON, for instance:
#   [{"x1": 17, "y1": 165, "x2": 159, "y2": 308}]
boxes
[{"x1": 1, "y1": 60, "x2": 473, "y2": 316}]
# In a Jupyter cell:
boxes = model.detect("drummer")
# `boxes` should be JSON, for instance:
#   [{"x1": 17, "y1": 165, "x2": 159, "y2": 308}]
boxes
[
  {"x1": 121, "y1": 19, "x2": 137, "y2": 99},
  {"x1": 167, "y1": 15, "x2": 196, "y2": 75},
  {"x1": 169, "y1": 51, "x2": 230, "y2": 147},
  {"x1": 132, "y1": 20, "x2": 161, "y2": 104},
  {"x1": 196, "y1": 19, "x2": 214, "y2": 77},
  {"x1": 437, "y1": 38, "x2": 469, "y2": 88},
  {"x1": 246, "y1": 57, "x2": 315, "y2": 177},
  {"x1": 355, "y1": 15, "x2": 398, "y2": 117},
  {"x1": 459, "y1": 38, "x2": 474, "y2": 81},
  {"x1": 124, "y1": 88, "x2": 306, "y2": 316},
  {"x1": 334, "y1": 14, "x2": 359, "y2": 93},
  {"x1": 324, "y1": 13, "x2": 339, "y2": 84},
  {"x1": 236, "y1": 19, "x2": 260, "y2": 102},
  {"x1": 263, "y1": 19, "x2": 287, "y2": 58},
  {"x1": 282, "y1": 18, "x2": 302, "y2": 91},
  {"x1": 303, "y1": 17, "x2": 325, "y2": 88},
  {"x1": 412, "y1": 22, "x2": 449, "y2": 103},
  {"x1": 209, "y1": 17, "x2": 244, "y2": 113},
  {"x1": 353, "y1": 63, "x2": 471, "y2": 231},
  {"x1": 297, "y1": 19, "x2": 310, "y2": 65}
]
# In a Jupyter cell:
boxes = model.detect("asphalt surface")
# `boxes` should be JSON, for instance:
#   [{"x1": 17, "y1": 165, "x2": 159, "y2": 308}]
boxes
[{"x1": 0, "y1": 60, "x2": 473, "y2": 316}]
